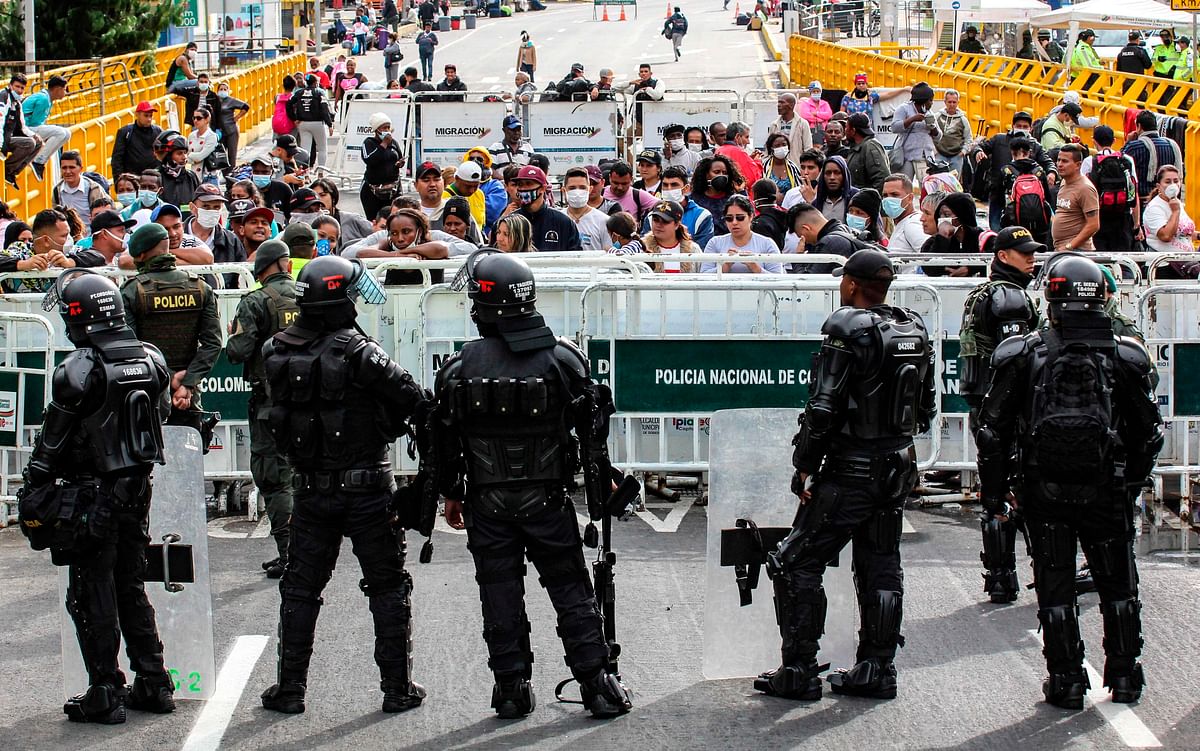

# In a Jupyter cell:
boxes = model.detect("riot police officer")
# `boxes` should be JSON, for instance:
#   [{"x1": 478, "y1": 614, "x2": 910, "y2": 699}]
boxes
[
  {"x1": 224, "y1": 238, "x2": 299, "y2": 578},
  {"x1": 119, "y1": 221, "x2": 221, "y2": 438},
  {"x1": 259, "y1": 255, "x2": 427, "y2": 715},
  {"x1": 434, "y1": 249, "x2": 633, "y2": 719},
  {"x1": 959, "y1": 227, "x2": 1042, "y2": 604},
  {"x1": 757, "y1": 248, "x2": 935, "y2": 701},
  {"x1": 976, "y1": 253, "x2": 1163, "y2": 709},
  {"x1": 22, "y1": 265, "x2": 175, "y2": 723}
]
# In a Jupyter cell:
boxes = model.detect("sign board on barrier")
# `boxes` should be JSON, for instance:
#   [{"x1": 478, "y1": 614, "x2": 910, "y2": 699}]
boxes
[
  {"x1": 608, "y1": 339, "x2": 820, "y2": 412},
  {"x1": 1172, "y1": 343, "x2": 1200, "y2": 415},
  {"x1": 641, "y1": 101, "x2": 736, "y2": 147},
  {"x1": 931, "y1": 0, "x2": 980, "y2": 10},
  {"x1": 341, "y1": 99, "x2": 415, "y2": 169},
  {"x1": 1171, "y1": 0, "x2": 1200, "y2": 10},
  {"x1": 178, "y1": 0, "x2": 199, "y2": 27},
  {"x1": 199, "y1": 350, "x2": 252, "y2": 422},
  {"x1": 526, "y1": 101, "x2": 620, "y2": 174},
  {"x1": 417, "y1": 102, "x2": 508, "y2": 168}
]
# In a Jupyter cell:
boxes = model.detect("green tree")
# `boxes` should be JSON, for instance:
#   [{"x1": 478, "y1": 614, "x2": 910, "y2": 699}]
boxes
[{"x1": 0, "y1": 0, "x2": 184, "y2": 61}]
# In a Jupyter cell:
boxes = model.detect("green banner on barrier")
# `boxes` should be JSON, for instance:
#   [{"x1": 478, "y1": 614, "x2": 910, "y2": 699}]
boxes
[
  {"x1": 610, "y1": 339, "x2": 819, "y2": 412},
  {"x1": 1172, "y1": 343, "x2": 1200, "y2": 416},
  {"x1": 198, "y1": 350, "x2": 252, "y2": 422},
  {"x1": 941, "y1": 339, "x2": 969, "y2": 414}
]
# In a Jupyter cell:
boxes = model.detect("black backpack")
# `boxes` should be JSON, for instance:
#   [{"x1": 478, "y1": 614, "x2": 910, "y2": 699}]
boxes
[
  {"x1": 1030, "y1": 116, "x2": 1047, "y2": 142},
  {"x1": 1029, "y1": 332, "x2": 1116, "y2": 485},
  {"x1": 1090, "y1": 152, "x2": 1133, "y2": 214}
]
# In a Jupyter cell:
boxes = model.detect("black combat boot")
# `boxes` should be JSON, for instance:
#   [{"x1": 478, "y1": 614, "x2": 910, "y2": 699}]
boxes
[
  {"x1": 491, "y1": 672, "x2": 536, "y2": 719},
  {"x1": 64, "y1": 684, "x2": 127, "y2": 724},
  {"x1": 263, "y1": 554, "x2": 287, "y2": 579},
  {"x1": 1039, "y1": 604, "x2": 1088, "y2": 710},
  {"x1": 755, "y1": 581, "x2": 827, "y2": 700},
  {"x1": 382, "y1": 679, "x2": 426, "y2": 713},
  {"x1": 261, "y1": 682, "x2": 306, "y2": 714},
  {"x1": 1106, "y1": 663, "x2": 1144, "y2": 704},
  {"x1": 127, "y1": 675, "x2": 176, "y2": 713},
  {"x1": 576, "y1": 670, "x2": 633, "y2": 719},
  {"x1": 829, "y1": 590, "x2": 903, "y2": 700},
  {"x1": 980, "y1": 516, "x2": 1019, "y2": 604},
  {"x1": 1101, "y1": 598, "x2": 1145, "y2": 704}
]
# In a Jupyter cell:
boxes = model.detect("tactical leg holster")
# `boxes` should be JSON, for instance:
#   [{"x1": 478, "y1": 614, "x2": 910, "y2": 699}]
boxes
[
  {"x1": 980, "y1": 515, "x2": 1019, "y2": 603},
  {"x1": 263, "y1": 587, "x2": 321, "y2": 714},
  {"x1": 1038, "y1": 604, "x2": 1089, "y2": 710},
  {"x1": 754, "y1": 579, "x2": 827, "y2": 700}
]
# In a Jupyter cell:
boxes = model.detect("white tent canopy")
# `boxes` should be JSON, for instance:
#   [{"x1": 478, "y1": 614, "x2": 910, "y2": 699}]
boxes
[
  {"x1": 934, "y1": 0, "x2": 1049, "y2": 25},
  {"x1": 1031, "y1": 0, "x2": 1197, "y2": 30}
]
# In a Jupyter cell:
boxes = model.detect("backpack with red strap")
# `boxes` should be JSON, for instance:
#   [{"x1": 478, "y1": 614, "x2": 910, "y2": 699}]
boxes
[{"x1": 1010, "y1": 173, "x2": 1049, "y2": 235}]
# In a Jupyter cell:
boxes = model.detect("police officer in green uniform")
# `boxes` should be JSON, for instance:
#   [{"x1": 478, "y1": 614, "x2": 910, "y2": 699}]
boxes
[
  {"x1": 1152, "y1": 29, "x2": 1186, "y2": 106},
  {"x1": 120, "y1": 217, "x2": 221, "y2": 437},
  {"x1": 225, "y1": 238, "x2": 300, "y2": 578}
]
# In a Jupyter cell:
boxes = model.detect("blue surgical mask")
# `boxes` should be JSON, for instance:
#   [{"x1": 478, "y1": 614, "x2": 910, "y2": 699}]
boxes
[
  {"x1": 881, "y1": 196, "x2": 905, "y2": 219},
  {"x1": 117, "y1": 191, "x2": 136, "y2": 205},
  {"x1": 846, "y1": 214, "x2": 868, "y2": 231},
  {"x1": 138, "y1": 190, "x2": 159, "y2": 206},
  {"x1": 252, "y1": 174, "x2": 272, "y2": 188},
  {"x1": 316, "y1": 238, "x2": 332, "y2": 256}
]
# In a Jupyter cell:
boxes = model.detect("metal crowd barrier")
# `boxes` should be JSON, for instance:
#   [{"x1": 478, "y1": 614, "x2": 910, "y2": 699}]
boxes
[
  {"x1": 0, "y1": 312, "x2": 54, "y2": 526},
  {"x1": 1, "y1": 252, "x2": 1196, "y2": 517}
]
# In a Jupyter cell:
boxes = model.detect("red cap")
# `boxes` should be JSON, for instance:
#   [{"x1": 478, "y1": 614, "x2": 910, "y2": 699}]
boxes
[
  {"x1": 515, "y1": 165, "x2": 549, "y2": 187},
  {"x1": 135, "y1": 101, "x2": 158, "y2": 113}
]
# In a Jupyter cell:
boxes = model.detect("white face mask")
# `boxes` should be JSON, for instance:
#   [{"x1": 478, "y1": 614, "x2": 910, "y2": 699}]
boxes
[
  {"x1": 195, "y1": 207, "x2": 223, "y2": 228},
  {"x1": 187, "y1": 50, "x2": 197, "y2": 60},
  {"x1": 687, "y1": 142, "x2": 703, "y2": 152},
  {"x1": 564, "y1": 188, "x2": 589, "y2": 209},
  {"x1": 198, "y1": 83, "x2": 209, "y2": 92},
  {"x1": 1164, "y1": 183, "x2": 1181, "y2": 199},
  {"x1": 104, "y1": 229, "x2": 130, "y2": 249},
  {"x1": 810, "y1": 92, "x2": 821, "y2": 100},
  {"x1": 772, "y1": 146, "x2": 790, "y2": 160},
  {"x1": 660, "y1": 188, "x2": 684, "y2": 202},
  {"x1": 290, "y1": 212, "x2": 319, "y2": 226},
  {"x1": 668, "y1": 138, "x2": 685, "y2": 152}
]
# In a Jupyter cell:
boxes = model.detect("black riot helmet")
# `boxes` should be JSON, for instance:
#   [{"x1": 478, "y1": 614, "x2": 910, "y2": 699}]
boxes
[
  {"x1": 451, "y1": 248, "x2": 538, "y2": 323},
  {"x1": 42, "y1": 269, "x2": 126, "y2": 345},
  {"x1": 1042, "y1": 252, "x2": 1106, "y2": 314},
  {"x1": 295, "y1": 255, "x2": 385, "y2": 330}
]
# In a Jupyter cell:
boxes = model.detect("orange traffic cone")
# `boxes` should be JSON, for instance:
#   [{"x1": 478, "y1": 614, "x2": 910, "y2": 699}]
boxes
[
  {"x1": 666, "y1": 2, "x2": 671, "y2": 18},
  {"x1": 602, "y1": 3, "x2": 609, "y2": 20},
  {"x1": 619, "y1": 4, "x2": 626, "y2": 20},
  {"x1": 733, "y1": 2, "x2": 740, "y2": 20}
]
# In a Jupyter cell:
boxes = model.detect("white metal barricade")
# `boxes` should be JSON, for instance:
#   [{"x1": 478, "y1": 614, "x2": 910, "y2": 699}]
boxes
[{"x1": 0, "y1": 312, "x2": 55, "y2": 526}]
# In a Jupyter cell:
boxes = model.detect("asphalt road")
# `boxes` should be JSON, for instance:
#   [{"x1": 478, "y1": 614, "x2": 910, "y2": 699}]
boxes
[{"x1": 2, "y1": 497, "x2": 1199, "y2": 750}]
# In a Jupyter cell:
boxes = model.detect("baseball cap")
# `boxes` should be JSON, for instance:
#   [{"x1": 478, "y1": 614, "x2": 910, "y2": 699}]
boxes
[
  {"x1": 252, "y1": 239, "x2": 291, "y2": 277},
  {"x1": 250, "y1": 154, "x2": 274, "y2": 169},
  {"x1": 91, "y1": 210, "x2": 137, "y2": 233},
  {"x1": 229, "y1": 198, "x2": 257, "y2": 220},
  {"x1": 571, "y1": 62, "x2": 585, "y2": 73},
  {"x1": 846, "y1": 112, "x2": 874, "y2": 137},
  {"x1": 832, "y1": 248, "x2": 894, "y2": 280},
  {"x1": 281, "y1": 222, "x2": 317, "y2": 251},
  {"x1": 465, "y1": 147, "x2": 493, "y2": 167},
  {"x1": 515, "y1": 165, "x2": 549, "y2": 187},
  {"x1": 808, "y1": 80, "x2": 823, "y2": 90},
  {"x1": 649, "y1": 200, "x2": 683, "y2": 223},
  {"x1": 993, "y1": 226, "x2": 1045, "y2": 255},
  {"x1": 1060, "y1": 102, "x2": 1083, "y2": 122},
  {"x1": 636, "y1": 149, "x2": 662, "y2": 167},
  {"x1": 274, "y1": 134, "x2": 299, "y2": 155},
  {"x1": 1129, "y1": 30, "x2": 1143, "y2": 41},
  {"x1": 415, "y1": 161, "x2": 442, "y2": 179},
  {"x1": 854, "y1": 73, "x2": 868, "y2": 84},
  {"x1": 135, "y1": 101, "x2": 158, "y2": 113},
  {"x1": 663, "y1": 123, "x2": 686, "y2": 137},
  {"x1": 454, "y1": 161, "x2": 483, "y2": 182},
  {"x1": 503, "y1": 114, "x2": 522, "y2": 130},
  {"x1": 585, "y1": 165, "x2": 604, "y2": 184},
  {"x1": 150, "y1": 203, "x2": 183, "y2": 222},
  {"x1": 242, "y1": 206, "x2": 275, "y2": 225},
  {"x1": 443, "y1": 196, "x2": 472, "y2": 225},
  {"x1": 128, "y1": 222, "x2": 169, "y2": 258},
  {"x1": 1013, "y1": 110, "x2": 1033, "y2": 124},
  {"x1": 288, "y1": 187, "x2": 324, "y2": 212},
  {"x1": 192, "y1": 184, "x2": 227, "y2": 203}
]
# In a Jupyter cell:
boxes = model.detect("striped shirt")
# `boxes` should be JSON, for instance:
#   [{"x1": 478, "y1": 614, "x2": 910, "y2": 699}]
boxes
[{"x1": 1122, "y1": 132, "x2": 1182, "y2": 197}]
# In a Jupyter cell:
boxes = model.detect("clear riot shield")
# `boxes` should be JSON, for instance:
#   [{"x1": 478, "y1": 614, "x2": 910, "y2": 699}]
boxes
[
  {"x1": 60, "y1": 426, "x2": 216, "y2": 700},
  {"x1": 703, "y1": 409, "x2": 857, "y2": 680}
]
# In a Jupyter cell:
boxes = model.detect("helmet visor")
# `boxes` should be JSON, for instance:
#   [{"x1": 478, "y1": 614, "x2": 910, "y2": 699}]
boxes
[
  {"x1": 449, "y1": 248, "x2": 501, "y2": 293},
  {"x1": 41, "y1": 268, "x2": 92, "y2": 314}
]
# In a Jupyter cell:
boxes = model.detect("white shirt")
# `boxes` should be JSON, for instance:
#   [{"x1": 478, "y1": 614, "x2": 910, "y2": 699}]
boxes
[
  {"x1": 1142, "y1": 195, "x2": 1197, "y2": 254},
  {"x1": 700, "y1": 232, "x2": 783, "y2": 273},
  {"x1": 187, "y1": 128, "x2": 218, "y2": 169},
  {"x1": 887, "y1": 211, "x2": 929, "y2": 254},
  {"x1": 566, "y1": 206, "x2": 612, "y2": 251},
  {"x1": 663, "y1": 147, "x2": 700, "y2": 175}
]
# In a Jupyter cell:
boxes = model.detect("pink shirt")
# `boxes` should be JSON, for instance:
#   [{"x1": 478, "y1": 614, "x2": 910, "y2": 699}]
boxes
[{"x1": 797, "y1": 96, "x2": 833, "y2": 129}]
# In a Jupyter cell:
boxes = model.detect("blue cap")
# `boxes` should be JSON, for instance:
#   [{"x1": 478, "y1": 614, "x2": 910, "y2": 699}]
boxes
[
  {"x1": 150, "y1": 203, "x2": 183, "y2": 222},
  {"x1": 503, "y1": 114, "x2": 522, "y2": 130}
]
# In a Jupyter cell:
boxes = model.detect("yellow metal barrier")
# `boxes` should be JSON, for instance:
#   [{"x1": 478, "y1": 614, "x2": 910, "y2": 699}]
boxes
[
  {"x1": 21, "y1": 47, "x2": 184, "y2": 124},
  {"x1": 926, "y1": 49, "x2": 1200, "y2": 120},
  {"x1": 1, "y1": 48, "x2": 314, "y2": 218},
  {"x1": 789, "y1": 35, "x2": 1200, "y2": 220}
]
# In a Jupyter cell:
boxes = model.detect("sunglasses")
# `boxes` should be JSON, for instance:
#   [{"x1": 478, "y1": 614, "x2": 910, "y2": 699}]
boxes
[
  {"x1": 723, "y1": 214, "x2": 749, "y2": 222},
  {"x1": 193, "y1": 115, "x2": 207, "y2": 121}
]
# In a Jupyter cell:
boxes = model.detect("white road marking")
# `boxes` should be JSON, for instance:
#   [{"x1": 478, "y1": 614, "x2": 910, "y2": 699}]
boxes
[
  {"x1": 634, "y1": 497, "x2": 695, "y2": 532},
  {"x1": 249, "y1": 515, "x2": 271, "y2": 539},
  {"x1": 901, "y1": 513, "x2": 915, "y2": 536},
  {"x1": 181, "y1": 635, "x2": 269, "y2": 751},
  {"x1": 1026, "y1": 630, "x2": 1162, "y2": 748}
]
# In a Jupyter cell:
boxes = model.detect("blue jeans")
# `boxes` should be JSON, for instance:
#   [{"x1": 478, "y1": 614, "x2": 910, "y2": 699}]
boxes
[
  {"x1": 420, "y1": 54, "x2": 434, "y2": 81},
  {"x1": 988, "y1": 193, "x2": 1003, "y2": 231}
]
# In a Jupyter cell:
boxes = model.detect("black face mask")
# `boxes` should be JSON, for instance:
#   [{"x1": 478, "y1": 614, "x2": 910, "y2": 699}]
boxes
[{"x1": 709, "y1": 175, "x2": 731, "y2": 193}]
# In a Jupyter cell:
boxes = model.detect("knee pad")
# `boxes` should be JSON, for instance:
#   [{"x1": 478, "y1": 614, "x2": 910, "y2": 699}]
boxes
[
  {"x1": 475, "y1": 560, "x2": 527, "y2": 586},
  {"x1": 1032, "y1": 522, "x2": 1076, "y2": 571},
  {"x1": 773, "y1": 581, "x2": 827, "y2": 642},
  {"x1": 1100, "y1": 598, "x2": 1143, "y2": 658},
  {"x1": 531, "y1": 551, "x2": 589, "y2": 590},
  {"x1": 866, "y1": 507, "x2": 903, "y2": 555},
  {"x1": 860, "y1": 590, "x2": 905, "y2": 652},
  {"x1": 1038, "y1": 604, "x2": 1084, "y2": 668},
  {"x1": 359, "y1": 568, "x2": 412, "y2": 598}
]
